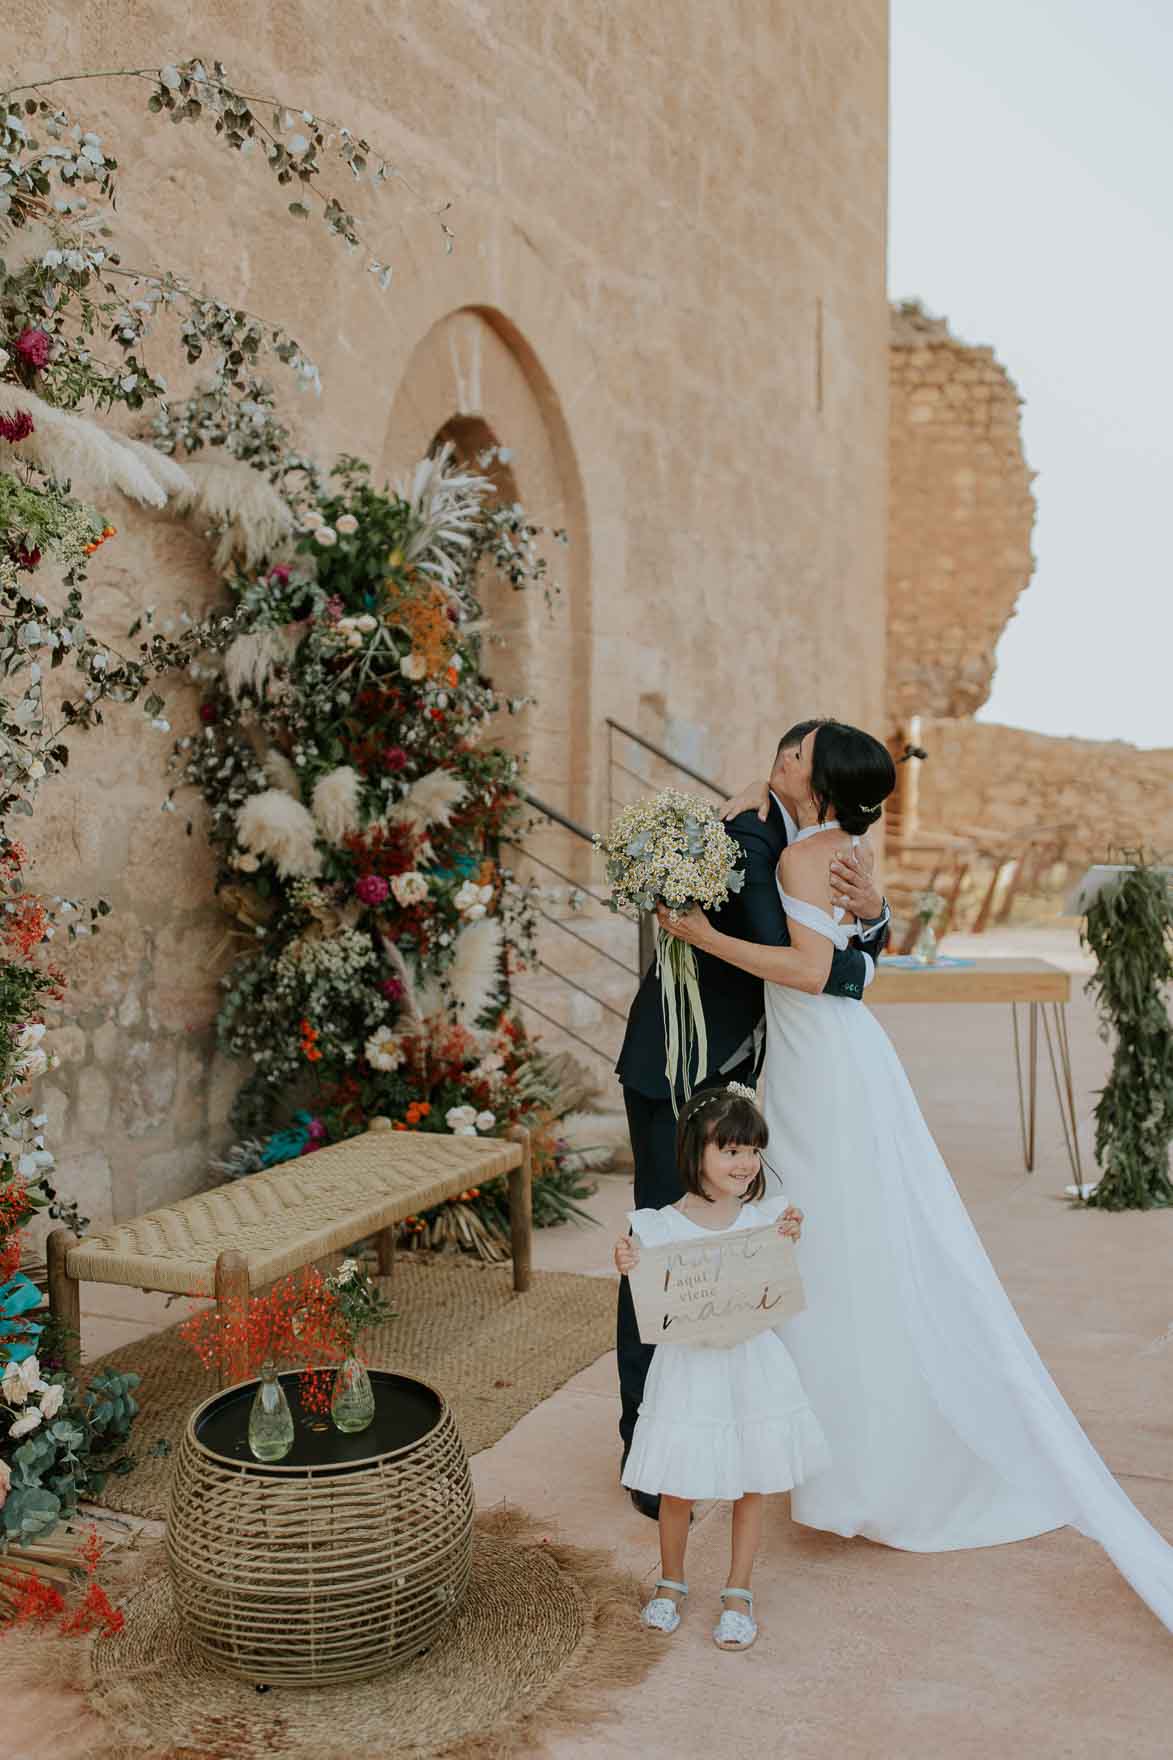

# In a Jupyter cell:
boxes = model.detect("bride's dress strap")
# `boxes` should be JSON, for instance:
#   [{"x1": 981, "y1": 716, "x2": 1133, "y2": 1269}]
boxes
[{"x1": 777, "y1": 890, "x2": 854, "y2": 950}]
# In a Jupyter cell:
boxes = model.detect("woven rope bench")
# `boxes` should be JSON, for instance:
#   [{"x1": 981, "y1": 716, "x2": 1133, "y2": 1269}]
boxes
[{"x1": 46, "y1": 1125, "x2": 531, "y2": 1386}]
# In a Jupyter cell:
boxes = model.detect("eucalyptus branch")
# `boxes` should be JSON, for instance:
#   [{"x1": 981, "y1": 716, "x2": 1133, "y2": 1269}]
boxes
[{"x1": 3, "y1": 57, "x2": 455, "y2": 285}]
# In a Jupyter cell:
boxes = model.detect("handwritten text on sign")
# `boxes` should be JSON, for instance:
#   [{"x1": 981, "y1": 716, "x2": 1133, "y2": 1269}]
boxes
[{"x1": 628, "y1": 1222, "x2": 806, "y2": 1349}]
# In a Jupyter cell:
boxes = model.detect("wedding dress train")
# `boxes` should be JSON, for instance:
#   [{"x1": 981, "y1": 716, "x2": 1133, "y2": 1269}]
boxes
[{"x1": 761, "y1": 841, "x2": 1173, "y2": 1633}]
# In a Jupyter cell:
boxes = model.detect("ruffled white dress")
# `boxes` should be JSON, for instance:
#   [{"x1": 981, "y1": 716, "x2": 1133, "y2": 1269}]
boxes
[{"x1": 620, "y1": 1196, "x2": 831, "y2": 1502}]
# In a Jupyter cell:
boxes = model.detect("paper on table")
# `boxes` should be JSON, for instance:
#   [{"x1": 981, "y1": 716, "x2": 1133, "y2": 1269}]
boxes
[
  {"x1": 1066, "y1": 864, "x2": 1173, "y2": 915},
  {"x1": 628, "y1": 1221, "x2": 806, "y2": 1348}
]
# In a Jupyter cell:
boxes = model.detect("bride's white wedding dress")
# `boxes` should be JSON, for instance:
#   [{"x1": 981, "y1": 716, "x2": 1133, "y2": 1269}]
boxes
[{"x1": 762, "y1": 824, "x2": 1173, "y2": 1631}]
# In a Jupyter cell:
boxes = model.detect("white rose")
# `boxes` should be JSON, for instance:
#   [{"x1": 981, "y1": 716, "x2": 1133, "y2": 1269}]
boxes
[
  {"x1": 445, "y1": 1105, "x2": 477, "y2": 1130},
  {"x1": 454, "y1": 1124, "x2": 478, "y2": 1136},
  {"x1": 400, "y1": 653, "x2": 428, "y2": 681},
  {"x1": 38, "y1": 1383, "x2": 65, "y2": 1420},
  {"x1": 314, "y1": 527, "x2": 338, "y2": 547},
  {"x1": 336, "y1": 514, "x2": 358, "y2": 534},
  {"x1": 465, "y1": 903, "x2": 486, "y2": 921},
  {"x1": 336, "y1": 1258, "x2": 359, "y2": 1284},
  {"x1": 391, "y1": 871, "x2": 429, "y2": 908},
  {"x1": 301, "y1": 510, "x2": 324, "y2": 530},
  {"x1": 355, "y1": 614, "x2": 378, "y2": 633},
  {"x1": 0, "y1": 1457, "x2": 10, "y2": 1509},
  {"x1": 9, "y1": 1407, "x2": 43, "y2": 1439},
  {"x1": 2, "y1": 1354, "x2": 46, "y2": 1408},
  {"x1": 346, "y1": 629, "x2": 363, "y2": 649},
  {"x1": 475, "y1": 1111, "x2": 496, "y2": 1133}
]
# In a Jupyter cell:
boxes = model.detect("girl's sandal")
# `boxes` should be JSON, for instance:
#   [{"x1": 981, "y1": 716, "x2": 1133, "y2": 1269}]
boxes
[
  {"x1": 713, "y1": 1588, "x2": 757, "y2": 1651},
  {"x1": 641, "y1": 1578, "x2": 688, "y2": 1634}
]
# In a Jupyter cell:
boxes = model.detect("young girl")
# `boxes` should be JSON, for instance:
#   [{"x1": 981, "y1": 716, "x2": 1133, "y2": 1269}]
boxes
[{"x1": 614, "y1": 1083, "x2": 830, "y2": 1653}]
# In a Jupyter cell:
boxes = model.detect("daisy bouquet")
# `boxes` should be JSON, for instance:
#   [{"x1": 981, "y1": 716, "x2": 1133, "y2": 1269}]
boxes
[{"x1": 597, "y1": 791, "x2": 744, "y2": 1107}]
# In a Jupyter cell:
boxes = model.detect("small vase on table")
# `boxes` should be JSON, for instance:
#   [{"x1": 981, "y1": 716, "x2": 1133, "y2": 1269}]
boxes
[
  {"x1": 331, "y1": 1351, "x2": 376, "y2": 1434},
  {"x1": 248, "y1": 1360, "x2": 295, "y2": 1462},
  {"x1": 325, "y1": 1258, "x2": 395, "y2": 1437},
  {"x1": 912, "y1": 890, "x2": 944, "y2": 967}
]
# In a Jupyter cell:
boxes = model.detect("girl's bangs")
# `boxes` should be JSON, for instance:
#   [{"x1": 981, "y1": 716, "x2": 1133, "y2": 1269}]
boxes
[{"x1": 707, "y1": 1097, "x2": 769, "y2": 1151}]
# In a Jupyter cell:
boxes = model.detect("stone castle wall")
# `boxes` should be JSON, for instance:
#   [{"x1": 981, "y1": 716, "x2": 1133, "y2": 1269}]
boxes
[
  {"x1": 887, "y1": 302, "x2": 1036, "y2": 725},
  {"x1": 914, "y1": 719, "x2": 1173, "y2": 873},
  {"x1": 6, "y1": 1, "x2": 890, "y2": 1226}
]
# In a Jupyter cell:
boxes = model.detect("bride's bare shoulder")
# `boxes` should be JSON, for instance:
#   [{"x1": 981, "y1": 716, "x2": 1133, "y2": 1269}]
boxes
[{"x1": 779, "y1": 833, "x2": 844, "y2": 906}]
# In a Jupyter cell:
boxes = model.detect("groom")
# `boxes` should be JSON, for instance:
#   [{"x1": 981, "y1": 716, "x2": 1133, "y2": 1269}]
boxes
[{"x1": 614, "y1": 719, "x2": 891, "y2": 1517}]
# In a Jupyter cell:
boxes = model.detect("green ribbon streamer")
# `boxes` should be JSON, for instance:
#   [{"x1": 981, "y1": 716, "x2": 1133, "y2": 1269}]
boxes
[{"x1": 657, "y1": 928, "x2": 708, "y2": 1116}]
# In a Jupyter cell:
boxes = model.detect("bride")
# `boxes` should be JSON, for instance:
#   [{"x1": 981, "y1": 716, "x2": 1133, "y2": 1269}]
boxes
[{"x1": 659, "y1": 717, "x2": 1173, "y2": 1633}]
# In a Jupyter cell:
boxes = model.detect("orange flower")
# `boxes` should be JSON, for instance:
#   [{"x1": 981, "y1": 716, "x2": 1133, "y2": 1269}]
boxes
[
  {"x1": 304, "y1": 1046, "x2": 322, "y2": 1064},
  {"x1": 393, "y1": 1121, "x2": 408, "y2": 1132},
  {"x1": 445, "y1": 665, "x2": 459, "y2": 688}
]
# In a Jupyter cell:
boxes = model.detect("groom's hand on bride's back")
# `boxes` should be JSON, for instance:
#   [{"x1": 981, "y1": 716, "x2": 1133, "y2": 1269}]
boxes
[
  {"x1": 721, "y1": 779, "x2": 772, "y2": 823},
  {"x1": 830, "y1": 843, "x2": 884, "y2": 921}
]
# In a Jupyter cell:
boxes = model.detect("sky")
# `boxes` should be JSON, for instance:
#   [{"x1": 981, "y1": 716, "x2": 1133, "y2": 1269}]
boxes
[{"x1": 889, "y1": 0, "x2": 1173, "y2": 750}]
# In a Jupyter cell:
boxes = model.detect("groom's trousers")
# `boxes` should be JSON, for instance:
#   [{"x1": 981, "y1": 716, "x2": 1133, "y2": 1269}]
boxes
[{"x1": 617, "y1": 1056, "x2": 755, "y2": 1460}]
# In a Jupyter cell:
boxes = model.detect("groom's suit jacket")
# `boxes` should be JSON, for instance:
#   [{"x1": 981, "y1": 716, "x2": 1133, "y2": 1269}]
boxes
[{"x1": 615, "y1": 798, "x2": 887, "y2": 1101}]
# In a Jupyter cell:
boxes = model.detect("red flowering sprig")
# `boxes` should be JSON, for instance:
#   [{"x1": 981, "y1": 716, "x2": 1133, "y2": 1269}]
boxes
[
  {"x1": 0, "y1": 1528, "x2": 124, "y2": 1640},
  {"x1": 178, "y1": 1266, "x2": 352, "y2": 1406},
  {"x1": 299, "y1": 1018, "x2": 322, "y2": 1063}
]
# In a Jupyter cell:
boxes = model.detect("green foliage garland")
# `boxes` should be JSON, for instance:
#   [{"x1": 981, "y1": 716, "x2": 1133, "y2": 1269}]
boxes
[{"x1": 1081, "y1": 853, "x2": 1173, "y2": 1209}]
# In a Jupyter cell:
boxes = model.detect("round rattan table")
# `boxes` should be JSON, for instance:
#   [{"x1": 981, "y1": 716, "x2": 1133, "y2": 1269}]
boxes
[{"x1": 166, "y1": 1369, "x2": 474, "y2": 1685}]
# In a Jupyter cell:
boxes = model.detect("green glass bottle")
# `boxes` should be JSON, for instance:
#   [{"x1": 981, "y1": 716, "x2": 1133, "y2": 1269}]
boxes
[
  {"x1": 331, "y1": 1355, "x2": 375, "y2": 1434},
  {"x1": 247, "y1": 1360, "x2": 295, "y2": 1462}
]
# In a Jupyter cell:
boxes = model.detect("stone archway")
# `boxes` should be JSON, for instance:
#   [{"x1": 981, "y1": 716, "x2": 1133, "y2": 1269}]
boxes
[{"x1": 382, "y1": 306, "x2": 591, "y2": 828}]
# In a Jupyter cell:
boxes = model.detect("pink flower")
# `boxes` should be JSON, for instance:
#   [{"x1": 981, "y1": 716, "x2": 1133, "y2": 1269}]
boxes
[
  {"x1": 199, "y1": 702, "x2": 218, "y2": 726},
  {"x1": 325, "y1": 596, "x2": 345, "y2": 624},
  {"x1": 14, "y1": 327, "x2": 52, "y2": 370},
  {"x1": 12, "y1": 545, "x2": 41, "y2": 573},
  {"x1": 382, "y1": 746, "x2": 408, "y2": 773},
  {"x1": 268, "y1": 564, "x2": 291, "y2": 587},
  {"x1": 380, "y1": 976, "x2": 405, "y2": 1003},
  {"x1": 355, "y1": 873, "x2": 390, "y2": 907},
  {"x1": 306, "y1": 1116, "x2": 327, "y2": 1141},
  {"x1": 0, "y1": 409, "x2": 34, "y2": 443}
]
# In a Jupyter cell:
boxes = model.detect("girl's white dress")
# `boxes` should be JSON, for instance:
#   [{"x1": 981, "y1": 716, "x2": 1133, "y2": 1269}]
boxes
[{"x1": 620, "y1": 1195, "x2": 831, "y2": 1502}]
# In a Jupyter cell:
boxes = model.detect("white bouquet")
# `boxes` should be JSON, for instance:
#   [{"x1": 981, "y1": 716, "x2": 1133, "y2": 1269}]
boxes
[{"x1": 597, "y1": 790, "x2": 744, "y2": 1106}]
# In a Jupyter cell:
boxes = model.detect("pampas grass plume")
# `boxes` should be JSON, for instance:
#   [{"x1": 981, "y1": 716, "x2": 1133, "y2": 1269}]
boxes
[
  {"x1": 173, "y1": 454, "x2": 293, "y2": 569},
  {"x1": 311, "y1": 765, "x2": 364, "y2": 844},
  {"x1": 236, "y1": 789, "x2": 322, "y2": 878},
  {"x1": 387, "y1": 768, "x2": 466, "y2": 835},
  {"x1": 0, "y1": 387, "x2": 170, "y2": 507},
  {"x1": 448, "y1": 915, "x2": 504, "y2": 1023}
]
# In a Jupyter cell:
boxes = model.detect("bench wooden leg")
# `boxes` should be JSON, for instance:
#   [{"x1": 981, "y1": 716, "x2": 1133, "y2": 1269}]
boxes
[
  {"x1": 505, "y1": 1125, "x2": 533, "y2": 1295},
  {"x1": 214, "y1": 1248, "x2": 250, "y2": 1389},
  {"x1": 376, "y1": 1225, "x2": 396, "y2": 1281},
  {"x1": 46, "y1": 1228, "x2": 82, "y2": 1375}
]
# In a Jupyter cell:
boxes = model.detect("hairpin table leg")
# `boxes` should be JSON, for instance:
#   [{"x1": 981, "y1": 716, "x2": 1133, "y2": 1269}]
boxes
[{"x1": 1012, "y1": 1001, "x2": 1039, "y2": 1173}]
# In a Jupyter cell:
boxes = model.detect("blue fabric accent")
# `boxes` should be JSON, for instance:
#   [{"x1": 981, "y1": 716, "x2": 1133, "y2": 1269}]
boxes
[
  {"x1": 878, "y1": 956, "x2": 977, "y2": 971},
  {"x1": 0, "y1": 1272, "x2": 44, "y2": 1363}
]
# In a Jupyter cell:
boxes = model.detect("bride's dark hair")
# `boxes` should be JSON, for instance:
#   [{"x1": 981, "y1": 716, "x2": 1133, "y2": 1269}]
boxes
[{"x1": 810, "y1": 722, "x2": 896, "y2": 836}]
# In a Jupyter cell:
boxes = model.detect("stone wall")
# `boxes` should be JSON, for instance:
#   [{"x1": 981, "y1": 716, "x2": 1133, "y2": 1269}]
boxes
[
  {"x1": 887, "y1": 302, "x2": 1036, "y2": 724},
  {"x1": 915, "y1": 719, "x2": 1173, "y2": 871},
  {"x1": 6, "y1": 1, "x2": 890, "y2": 1225}
]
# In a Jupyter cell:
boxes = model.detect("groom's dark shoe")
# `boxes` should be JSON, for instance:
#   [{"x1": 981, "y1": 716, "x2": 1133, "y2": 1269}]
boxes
[{"x1": 628, "y1": 1488, "x2": 661, "y2": 1521}]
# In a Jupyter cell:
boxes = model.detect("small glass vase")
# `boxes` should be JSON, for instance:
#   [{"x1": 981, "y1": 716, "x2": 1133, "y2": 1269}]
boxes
[
  {"x1": 331, "y1": 1354, "x2": 375, "y2": 1434},
  {"x1": 247, "y1": 1360, "x2": 294, "y2": 1462},
  {"x1": 913, "y1": 920, "x2": 939, "y2": 966}
]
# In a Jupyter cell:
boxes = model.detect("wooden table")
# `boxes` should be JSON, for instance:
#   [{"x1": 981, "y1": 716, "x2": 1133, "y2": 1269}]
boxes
[{"x1": 869, "y1": 958, "x2": 1083, "y2": 1180}]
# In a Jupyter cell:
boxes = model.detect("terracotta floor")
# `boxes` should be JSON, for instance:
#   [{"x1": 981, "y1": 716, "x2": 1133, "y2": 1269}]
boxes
[{"x1": 11, "y1": 927, "x2": 1173, "y2": 1758}]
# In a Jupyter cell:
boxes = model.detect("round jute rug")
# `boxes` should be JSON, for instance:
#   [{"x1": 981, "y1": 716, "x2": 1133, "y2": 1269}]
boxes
[{"x1": 75, "y1": 1510, "x2": 654, "y2": 1760}]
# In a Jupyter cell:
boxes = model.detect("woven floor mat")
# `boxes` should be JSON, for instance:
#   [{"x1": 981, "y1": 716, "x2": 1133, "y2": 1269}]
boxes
[
  {"x1": 89, "y1": 1259, "x2": 615, "y2": 1521},
  {"x1": 3, "y1": 1511, "x2": 655, "y2": 1760}
]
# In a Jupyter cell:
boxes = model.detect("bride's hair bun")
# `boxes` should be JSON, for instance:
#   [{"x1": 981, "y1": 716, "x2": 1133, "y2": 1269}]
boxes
[{"x1": 810, "y1": 723, "x2": 897, "y2": 837}]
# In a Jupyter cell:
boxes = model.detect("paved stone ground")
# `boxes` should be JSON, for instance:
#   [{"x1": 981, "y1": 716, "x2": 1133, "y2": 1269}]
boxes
[{"x1": 11, "y1": 929, "x2": 1173, "y2": 1758}]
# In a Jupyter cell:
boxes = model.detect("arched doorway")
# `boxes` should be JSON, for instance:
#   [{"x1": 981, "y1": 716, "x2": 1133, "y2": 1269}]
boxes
[{"x1": 381, "y1": 308, "x2": 591, "y2": 830}]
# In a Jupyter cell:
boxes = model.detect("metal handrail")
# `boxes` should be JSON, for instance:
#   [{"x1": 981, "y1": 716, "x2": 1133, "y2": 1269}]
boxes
[
  {"x1": 605, "y1": 717, "x2": 732, "y2": 798},
  {"x1": 519, "y1": 788, "x2": 596, "y2": 845}
]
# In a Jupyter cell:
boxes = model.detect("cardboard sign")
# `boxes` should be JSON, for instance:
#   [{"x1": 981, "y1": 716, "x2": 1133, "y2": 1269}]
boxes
[{"x1": 628, "y1": 1222, "x2": 806, "y2": 1349}]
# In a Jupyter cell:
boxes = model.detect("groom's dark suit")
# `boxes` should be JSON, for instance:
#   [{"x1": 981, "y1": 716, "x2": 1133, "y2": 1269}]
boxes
[{"x1": 614, "y1": 797, "x2": 889, "y2": 1456}]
